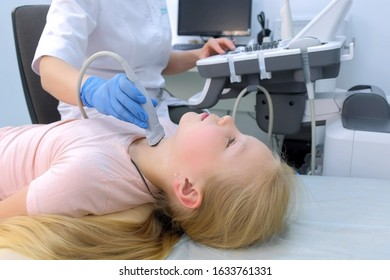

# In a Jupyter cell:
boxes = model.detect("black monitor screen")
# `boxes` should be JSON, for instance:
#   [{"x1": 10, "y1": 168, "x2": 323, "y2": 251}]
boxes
[{"x1": 177, "y1": 0, "x2": 252, "y2": 37}]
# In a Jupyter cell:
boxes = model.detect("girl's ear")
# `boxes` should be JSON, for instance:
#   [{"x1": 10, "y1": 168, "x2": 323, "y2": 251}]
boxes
[{"x1": 172, "y1": 177, "x2": 202, "y2": 209}]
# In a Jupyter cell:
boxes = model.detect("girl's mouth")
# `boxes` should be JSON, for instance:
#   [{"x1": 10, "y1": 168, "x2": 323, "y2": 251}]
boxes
[{"x1": 200, "y1": 112, "x2": 209, "y2": 121}]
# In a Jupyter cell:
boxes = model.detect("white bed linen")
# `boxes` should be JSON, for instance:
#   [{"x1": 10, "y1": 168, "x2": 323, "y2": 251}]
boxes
[{"x1": 168, "y1": 175, "x2": 390, "y2": 259}]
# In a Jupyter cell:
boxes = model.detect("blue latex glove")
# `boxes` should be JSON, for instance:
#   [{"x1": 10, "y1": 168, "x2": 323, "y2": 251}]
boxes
[{"x1": 80, "y1": 73, "x2": 154, "y2": 128}]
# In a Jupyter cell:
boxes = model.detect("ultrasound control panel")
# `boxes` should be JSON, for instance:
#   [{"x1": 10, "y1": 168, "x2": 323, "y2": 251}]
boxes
[
  {"x1": 190, "y1": 0, "x2": 353, "y2": 109},
  {"x1": 237, "y1": 40, "x2": 280, "y2": 52},
  {"x1": 190, "y1": 37, "x2": 346, "y2": 109}
]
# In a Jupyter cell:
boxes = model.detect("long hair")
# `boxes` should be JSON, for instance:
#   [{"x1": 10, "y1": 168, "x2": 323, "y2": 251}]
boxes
[
  {"x1": 0, "y1": 205, "x2": 179, "y2": 260},
  {"x1": 0, "y1": 159, "x2": 297, "y2": 259}
]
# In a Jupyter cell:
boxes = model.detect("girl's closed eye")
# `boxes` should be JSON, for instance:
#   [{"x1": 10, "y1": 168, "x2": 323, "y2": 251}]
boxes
[{"x1": 226, "y1": 137, "x2": 235, "y2": 148}]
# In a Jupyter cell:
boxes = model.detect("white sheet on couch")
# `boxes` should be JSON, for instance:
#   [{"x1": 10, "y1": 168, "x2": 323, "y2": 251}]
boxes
[{"x1": 168, "y1": 175, "x2": 390, "y2": 259}]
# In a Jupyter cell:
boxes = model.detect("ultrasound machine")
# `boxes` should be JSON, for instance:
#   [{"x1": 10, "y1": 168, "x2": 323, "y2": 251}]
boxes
[{"x1": 186, "y1": 0, "x2": 390, "y2": 179}]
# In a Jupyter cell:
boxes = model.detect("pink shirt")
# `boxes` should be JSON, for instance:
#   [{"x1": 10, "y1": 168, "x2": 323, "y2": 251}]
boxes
[{"x1": 0, "y1": 117, "x2": 176, "y2": 217}]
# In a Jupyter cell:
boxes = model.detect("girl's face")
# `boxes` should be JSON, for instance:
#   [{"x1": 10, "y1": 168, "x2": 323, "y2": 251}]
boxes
[{"x1": 171, "y1": 112, "x2": 277, "y2": 181}]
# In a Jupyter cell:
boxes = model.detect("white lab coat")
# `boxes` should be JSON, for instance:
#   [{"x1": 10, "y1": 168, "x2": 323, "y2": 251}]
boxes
[{"x1": 33, "y1": 0, "x2": 187, "y2": 120}]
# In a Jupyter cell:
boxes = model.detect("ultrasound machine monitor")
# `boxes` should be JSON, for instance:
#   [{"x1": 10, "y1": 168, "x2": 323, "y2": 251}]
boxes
[{"x1": 177, "y1": 0, "x2": 252, "y2": 38}]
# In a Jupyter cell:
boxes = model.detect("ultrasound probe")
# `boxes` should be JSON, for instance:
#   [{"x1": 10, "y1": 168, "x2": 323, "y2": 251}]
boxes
[{"x1": 76, "y1": 51, "x2": 165, "y2": 146}]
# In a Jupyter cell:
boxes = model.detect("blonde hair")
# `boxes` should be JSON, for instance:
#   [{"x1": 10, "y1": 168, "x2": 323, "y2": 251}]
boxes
[
  {"x1": 0, "y1": 158, "x2": 297, "y2": 259},
  {"x1": 168, "y1": 158, "x2": 296, "y2": 249}
]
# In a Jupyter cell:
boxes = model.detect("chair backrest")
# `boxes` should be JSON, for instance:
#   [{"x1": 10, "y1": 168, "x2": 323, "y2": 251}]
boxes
[{"x1": 12, "y1": 5, "x2": 60, "y2": 124}]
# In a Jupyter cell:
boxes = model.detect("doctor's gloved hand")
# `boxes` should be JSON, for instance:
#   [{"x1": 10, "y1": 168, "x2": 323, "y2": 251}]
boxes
[{"x1": 80, "y1": 73, "x2": 154, "y2": 128}]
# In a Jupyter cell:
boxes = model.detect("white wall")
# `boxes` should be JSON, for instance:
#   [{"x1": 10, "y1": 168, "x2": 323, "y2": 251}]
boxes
[
  {"x1": 335, "y1": 0, "x2": 390, "y2": 93},
  {"x1": 258, "y1": 0, "x2": 390, "y2": 95},
  {"x1": 1, "y1": 0, "x2": 389, "y2": 127}
]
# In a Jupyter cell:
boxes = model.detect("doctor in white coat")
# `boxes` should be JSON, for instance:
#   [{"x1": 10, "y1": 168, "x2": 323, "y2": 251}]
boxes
[{"x1": 33, "y1": 0, "x2": 235, "y2": 127}]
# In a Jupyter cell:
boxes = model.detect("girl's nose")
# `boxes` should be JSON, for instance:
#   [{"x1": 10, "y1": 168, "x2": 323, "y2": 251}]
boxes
[{"x1": 218, "y1": 115, "x2": 234, "y2": 126}]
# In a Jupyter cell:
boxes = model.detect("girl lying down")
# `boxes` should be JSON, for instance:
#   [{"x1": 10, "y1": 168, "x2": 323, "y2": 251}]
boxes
[{"x1": 0, "y1": 112, "x2": 298, "y2": 259}]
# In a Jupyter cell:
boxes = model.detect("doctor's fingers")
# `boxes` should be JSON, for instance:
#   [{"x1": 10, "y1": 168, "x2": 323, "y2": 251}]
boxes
[
  {"x1": 206, "y1": 37, "x2": 235, "y2": 53},
  {"x1": 215, "y1": 37, "x2": 236, "y2": 49},
  {"x1": 116, "y1": 74, "x2": 147, "y2": 104},
  {"x1": 110, "y1": 95, "x2": 149, "y2": 128},
  {"x1": 199, "y1": 39, "x2": 234, "y2": 58}
]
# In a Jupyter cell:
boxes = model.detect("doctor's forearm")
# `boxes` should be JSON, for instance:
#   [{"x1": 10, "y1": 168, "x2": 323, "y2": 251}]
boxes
[
  {"x1": 40, "y1": 56, "x2": 89, "y2": 105},
  {"x1": 162, "y1": 51, "x2": 200, "y2": 75},
  {"x1": 163, "y1": 38, "x2": 234, "y2": 75}
]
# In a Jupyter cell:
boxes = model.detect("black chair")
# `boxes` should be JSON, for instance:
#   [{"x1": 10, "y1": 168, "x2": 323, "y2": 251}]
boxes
[{"x1": 12, "y1": 5, "x2": 60, "y2": 124}]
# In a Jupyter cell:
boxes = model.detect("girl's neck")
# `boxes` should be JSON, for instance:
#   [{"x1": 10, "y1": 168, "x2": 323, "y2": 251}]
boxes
[{"x1": 128, "y1": 137, "x2": 172, "y2": 192}]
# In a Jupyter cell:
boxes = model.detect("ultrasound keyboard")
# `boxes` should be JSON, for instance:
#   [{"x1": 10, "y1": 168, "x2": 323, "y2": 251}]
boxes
[
  {"x1": 172, "y1": 43, "x2": 204, "y2": 50},
  {"x1": 239, "y1": 41, "x2": 280, "y2": 52},
  {"x1": 172, "y1": 43, "x2": 247, "y2": 51}
]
